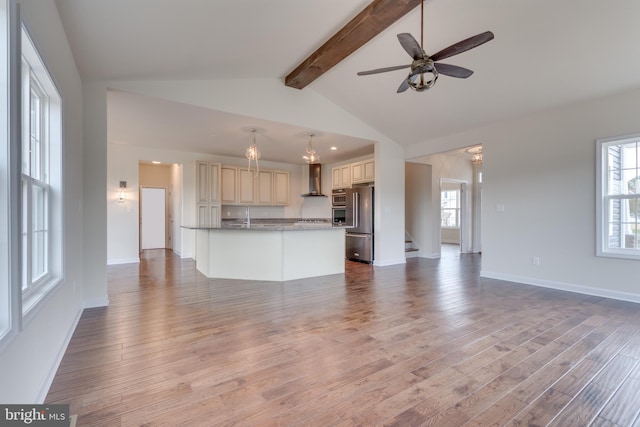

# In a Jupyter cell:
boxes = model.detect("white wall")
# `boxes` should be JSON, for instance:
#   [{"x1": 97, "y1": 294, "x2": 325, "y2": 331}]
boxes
[
  {"x1": 0, "y1": 0, "x2": 85, "y2": 403},
  {"x1": 406, "y1": 87, "x2": 640, "y2": 302},
  {"x1": 374, "y1": 142, "x2": 406, "y2": 266},
  {"x1": 405, "y1": 162, "x2": 432, "y2": 258}
]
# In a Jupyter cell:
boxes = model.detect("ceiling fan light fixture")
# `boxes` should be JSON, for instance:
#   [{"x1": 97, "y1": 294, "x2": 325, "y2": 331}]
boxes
[
  {"x1": 466, "y1": 145, "x2": 483, "y2": 164},
  {"x1": 408, "y1": 70, "x2": 438, "y2": 92},
  {"x1": 356, "y1": 0, "x2": 493, "y2": 94}
]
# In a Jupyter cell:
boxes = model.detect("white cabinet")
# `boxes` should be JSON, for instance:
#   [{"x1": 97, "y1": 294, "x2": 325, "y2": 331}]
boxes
[
  {"x1": 209, "y1": 163, "x2": 220, "y2": 202},
  {"x1": 351, "y1": 159, "x2": 375, "y2": 184},
  {"x1": 197, "y1": 203, "x2": 220, "y2": 227},
  {"x1": 195, "y1": 162, "x2": 222, "y2": 227},
  {"x1": 196, "y1": 162, "x2": 221, "y2": 203},
  {"x1": 333, "y1": 159, "x2": 374, "y2": 188},
  {"x1": 351, "y1": 162, "x2": 364, "y2": 183},
  {"x1": 215, "y1": 165, "x2": 290, "y2": 206},
  {"x1": 196, "y1": 162, "x2": 209, "y2": 204},
  {"x1": 363, "y1": 159, "x2": 375, "y2": 182},
  {"x1": 257, "y1": 171, "x2": 273, "y2": 205},
  {"x1": 273, "y1": 170, "x2": 290, "y2": 205},
  {"x1": 332, "y1": 164, "x2": 351, "y2": 189},
  {"x1": 238, "y1": 168, "x2": 256, "y2": 204},
  {"x1": 220, "y1": 166, "x2": 238, "y2": 204}
]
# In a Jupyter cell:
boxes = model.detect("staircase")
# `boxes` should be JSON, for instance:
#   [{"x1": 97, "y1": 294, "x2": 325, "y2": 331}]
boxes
[{"x1": 405, "y1": 232, "x2": 419, "y2": 258}]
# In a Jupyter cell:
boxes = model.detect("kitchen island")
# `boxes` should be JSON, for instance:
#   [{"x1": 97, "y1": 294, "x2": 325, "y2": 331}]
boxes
[{"x1": 182, "y1": 223, "x2": 346, "y2": 281}]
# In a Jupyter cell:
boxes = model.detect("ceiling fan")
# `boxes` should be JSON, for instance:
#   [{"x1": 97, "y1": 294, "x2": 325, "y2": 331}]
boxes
[{"x1": 357, "y1": 0, "x2": 494, "y2": 93}]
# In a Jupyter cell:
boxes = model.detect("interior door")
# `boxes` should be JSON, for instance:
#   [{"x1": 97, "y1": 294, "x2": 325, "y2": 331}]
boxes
[{"x1": 141, "y1": 187, "x2": 166, "y2": 250}]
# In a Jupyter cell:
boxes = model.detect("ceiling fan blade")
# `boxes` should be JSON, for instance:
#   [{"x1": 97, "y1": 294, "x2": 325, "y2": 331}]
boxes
[
  {"x1": 431, "y1": 31, "x2": 494, "y2": 62},
  {"x1": 397, "y1": 33, "x2": 423, "y2": 60},
  {"x1": 434, "y1": 63, "x2": 474, "y2": 78},
  {"x1": 397, "y1": 78, "x2": 410, "y2": 93},
  {"x1": 357, "y1": 64, "x2": 411, "y2": 76}
]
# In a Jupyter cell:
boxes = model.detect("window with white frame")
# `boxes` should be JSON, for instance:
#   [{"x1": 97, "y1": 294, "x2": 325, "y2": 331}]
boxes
[
  {"x1": 597, "y1": 134, "x2": 640, "y2": 260},
  {"x1": 20, "y1": 26, "x2": 62, "y2": 314},
  {"x1": 441, "y1": 189, "x2": 460, "y2": 228}
]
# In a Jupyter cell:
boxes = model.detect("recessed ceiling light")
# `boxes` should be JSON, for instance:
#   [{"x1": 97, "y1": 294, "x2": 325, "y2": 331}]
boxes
[{"x1": 330, "y1": 146, "x2": 337, "y2": 151}]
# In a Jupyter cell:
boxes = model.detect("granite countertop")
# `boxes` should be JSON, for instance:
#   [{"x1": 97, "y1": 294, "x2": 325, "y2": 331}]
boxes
[{"x1": 182, "y1": 218, "x2": 345, "y2": 231}]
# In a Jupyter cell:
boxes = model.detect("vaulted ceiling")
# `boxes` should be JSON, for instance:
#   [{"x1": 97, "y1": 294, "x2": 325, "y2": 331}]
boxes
[{"x1": 55, "y1": 0, "x2": 640, "y2": 163}]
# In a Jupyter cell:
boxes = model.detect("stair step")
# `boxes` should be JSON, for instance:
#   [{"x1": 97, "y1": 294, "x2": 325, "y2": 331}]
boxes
[{"x1": 405, "y1": 248, "x2": 419, "y2": 252}]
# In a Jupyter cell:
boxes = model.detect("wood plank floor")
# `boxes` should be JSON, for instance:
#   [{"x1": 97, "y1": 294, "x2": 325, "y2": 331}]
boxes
[{"x1": 46, "y1": 249, "x2": 640, "y2": 426}]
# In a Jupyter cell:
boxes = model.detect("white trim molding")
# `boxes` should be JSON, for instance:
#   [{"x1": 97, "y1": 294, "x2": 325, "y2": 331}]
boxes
[
  {"x1": 84, "y1": 296, "x2": 109, "y2": 309},
  {"x1": 107, "y1": 257, "x2": 140, "y2": 265},
  {"x1": 481, "y1": 270, "x2": 640, "y2": 304},
  {"x1": 374, "y1": 258, "x2": 406, "y2": 267},
  {"x1": 34, "y1": 307, "x2": 82, "y2": 403}
]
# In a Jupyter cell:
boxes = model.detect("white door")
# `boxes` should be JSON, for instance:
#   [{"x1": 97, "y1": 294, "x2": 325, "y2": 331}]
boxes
[{"x1": 141, "y1": 187, "x2": 166, "y2": 250}]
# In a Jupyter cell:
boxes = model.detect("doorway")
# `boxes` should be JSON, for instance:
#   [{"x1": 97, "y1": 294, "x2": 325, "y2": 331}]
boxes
[
  {"x1": 140, "y1": 187, "x2": 166, "y2": 250},
  {"x1": 440, "y1": 179, "x2": 471, "y2": 255}
]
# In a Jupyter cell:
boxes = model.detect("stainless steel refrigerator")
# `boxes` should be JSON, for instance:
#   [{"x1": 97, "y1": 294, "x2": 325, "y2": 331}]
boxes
[{"x1": 345, "y1": 186, "x2": 374, "y2": 263}]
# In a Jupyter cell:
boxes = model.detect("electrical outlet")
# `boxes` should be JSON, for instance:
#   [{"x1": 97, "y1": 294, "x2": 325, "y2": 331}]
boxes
[{"x1": 532, "y1": 256, "x2": 541, "y2": 266}]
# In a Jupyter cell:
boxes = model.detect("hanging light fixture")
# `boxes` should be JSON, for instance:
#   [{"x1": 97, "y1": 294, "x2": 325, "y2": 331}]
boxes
[
  {"x1": 303, "y1": 133, "x2": 320, "y2": 164},
  {"x1": 246, "y1": 128, "x2": 261, "y2": 174}
]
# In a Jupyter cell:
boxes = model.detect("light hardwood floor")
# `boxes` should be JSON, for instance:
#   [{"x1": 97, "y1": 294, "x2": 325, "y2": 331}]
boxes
[{"x1": 46, "y1": 250, "x2": 640, "y2": 426}]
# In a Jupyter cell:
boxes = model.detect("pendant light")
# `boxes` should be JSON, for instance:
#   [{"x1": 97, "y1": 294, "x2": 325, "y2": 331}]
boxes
[
  {"x1": 246, "y1": 128, "x2": 261, "y2": 174},
  {"x1": 303, "y1": 133, "x2": 320, "y2": 164}
]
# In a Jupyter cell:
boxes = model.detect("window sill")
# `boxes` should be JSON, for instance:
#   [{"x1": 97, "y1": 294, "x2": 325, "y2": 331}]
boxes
[
  {"x1": 22, "y1": 276, "x2": 63, "y2": 328},
  {"x1": 596, "y1": 250, "x2": 640, "y2": 261}
]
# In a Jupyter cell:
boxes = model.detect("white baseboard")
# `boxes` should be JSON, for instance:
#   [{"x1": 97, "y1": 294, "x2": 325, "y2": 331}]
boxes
[
  {"x1": 181, "y1": 252, "x2": 194, "y2": 259},
  {"x1": 107, "y1": 257, "x2": 140, "y2": 265},
  {"x1": 84, "y1": 296, "x2": 109, "y2": 309},
  {"x1": 34, "y1": 307, "x2": 83, "y2": 403},
  {"x1": 481, "y1": 270, "x2": 640, "y2": 304},
  {"x1": 374, "y1": 258, "x2": 406, "y2": 267}
]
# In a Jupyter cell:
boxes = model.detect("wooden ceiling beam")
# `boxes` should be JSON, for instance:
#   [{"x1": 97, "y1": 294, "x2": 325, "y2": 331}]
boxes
[{"x1": 285, "y1": 0, "x2": 422, "y2": 90}]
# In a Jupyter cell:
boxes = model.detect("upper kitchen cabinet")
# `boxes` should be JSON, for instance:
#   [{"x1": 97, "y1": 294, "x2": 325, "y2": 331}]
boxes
[
  {"x1": 196, "y1": 161, "x2": 221, "y2": 203},
  {"x1": 351, "y1": 159, "x2": 375, "y2": 184},
  {"x1": 221, "y1": 166, "x2": 238, "y2": 204},
  {"x1": 218, "y1": 165, "x2": 290, "y2": 206},
  {"x1": 257, "y1": 170, "x2": 290, "y2": 205},
  {"x1": 238, "y1": 168, "x2": 256, "y2": 204},
  {"x1": 332, "y1": 159, "x2": 374, "y2": 188},
  {"x1": 332, "y1": 164, "x2": 351, "y2": 189},
  {"x1": 256, "y1": 170, "x2": 273, "y2": 205},
  {"x1": 273, "y1": 170, "x2": 290, "y2": 205}
]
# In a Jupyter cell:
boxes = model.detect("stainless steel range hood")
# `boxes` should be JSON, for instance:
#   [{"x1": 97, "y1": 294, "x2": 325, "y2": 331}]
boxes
[{"x1": 301, "y1": 163, "x2": 327, "y2": 197}]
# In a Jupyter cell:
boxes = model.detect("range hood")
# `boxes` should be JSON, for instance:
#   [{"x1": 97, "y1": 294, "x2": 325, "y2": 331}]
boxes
[{"x1": 301, "y1": 163, "x2": 327, "y2": 197}]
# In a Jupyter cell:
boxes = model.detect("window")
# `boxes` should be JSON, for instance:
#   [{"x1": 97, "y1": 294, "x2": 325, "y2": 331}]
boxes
[
  {"x1": 597, "y1": 134, "x2": 640, "y2": 260},
  {"x1": 20, "y1": 26, "x2": 62, "y2": 315},
  {"x1": 441, "y1": 189, "x2": 460, "y2": 227}
]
